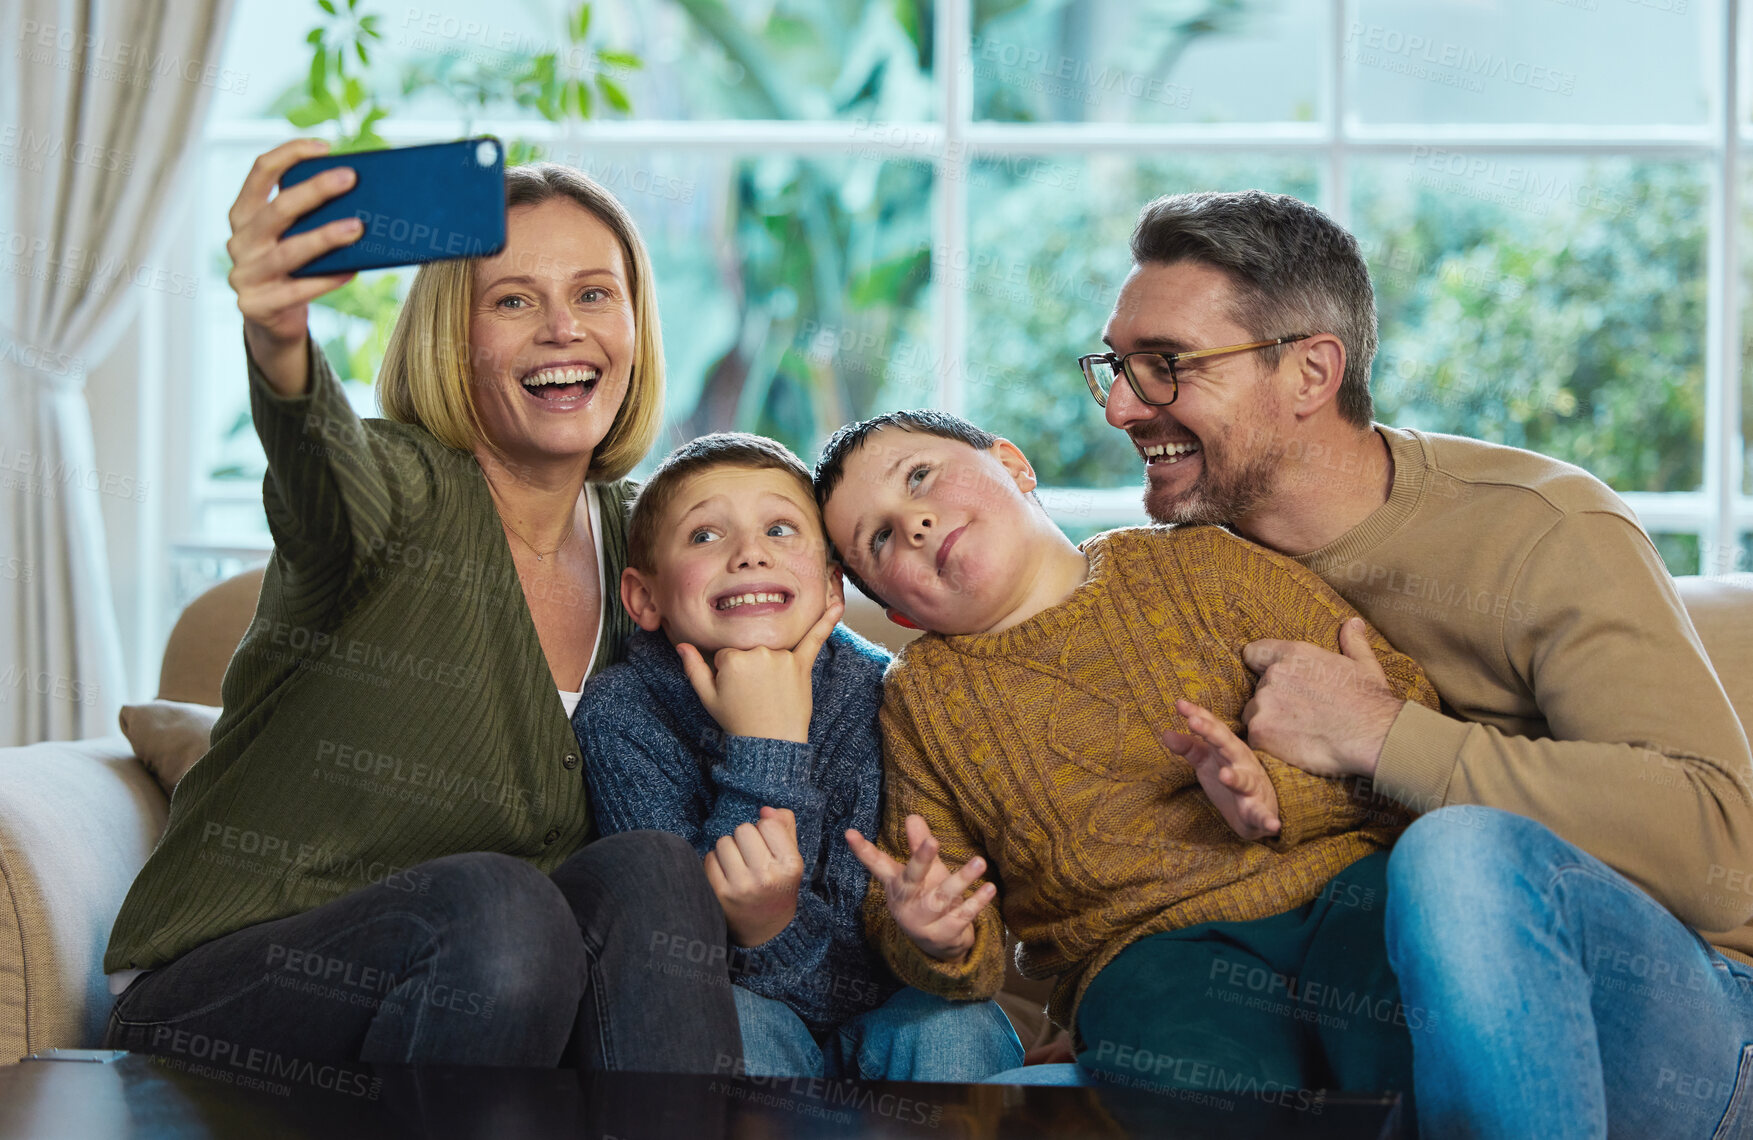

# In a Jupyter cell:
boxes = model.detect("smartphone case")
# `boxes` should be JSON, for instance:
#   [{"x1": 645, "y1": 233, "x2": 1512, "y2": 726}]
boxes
[{"x1": 280, "y1": 137, "x2": 507, "y2": 277}]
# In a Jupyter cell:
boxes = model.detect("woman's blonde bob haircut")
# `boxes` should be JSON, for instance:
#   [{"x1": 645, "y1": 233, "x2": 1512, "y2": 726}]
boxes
[{"x1": 376, "y1": 163, "x2": 664, "y2": 483}]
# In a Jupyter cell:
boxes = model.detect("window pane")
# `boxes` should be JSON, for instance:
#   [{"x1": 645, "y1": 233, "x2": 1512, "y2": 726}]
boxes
[
  {"x1": 963, "y1": 155, "x2": 1318, "y2": 487},
  {"x1": 1704, "y1": 532, "x2": 1750, "y2": 575},
  {"x1": 1354, "y1": 156, "x2": 1707, "y2": 494},
  {"x1": 1348, "y1": 0, "x2": 1715, "y2": 126},
  {"x1": 214, "y1": 0, "x2": 934, "y2": 125},
  {"x1": 972, "y1": 0, "x2": 1322, "y2": 124},
  {"x1": 593, "y1": 0, "x2": 936, "y2": 122},
  {"x1": 208, "y1": 0, "x2": 314, "y2": 120},
  {"x1": 1651, "y1": 532, "x2": 1701, "y2": 576},
  {"x1": 611, "y1": 151, "x2": 935, "y2": 470},
  {"x1": 212, "y1": 0, "x2": 566, "y2": 124}
]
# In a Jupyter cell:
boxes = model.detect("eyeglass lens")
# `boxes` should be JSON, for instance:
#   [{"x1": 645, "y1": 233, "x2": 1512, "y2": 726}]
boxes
[{"x1": 1089, "y1": 355, "x2": 1175, "y2": 402}]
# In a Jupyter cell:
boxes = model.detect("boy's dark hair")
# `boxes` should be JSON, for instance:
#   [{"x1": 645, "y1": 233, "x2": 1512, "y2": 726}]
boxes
[
  {"x1": 627, "y1": 432, "x2": 817, "y2": 573},
  {"x1": 811, "y1": 409, "x2": 1002, "y2": 609}
]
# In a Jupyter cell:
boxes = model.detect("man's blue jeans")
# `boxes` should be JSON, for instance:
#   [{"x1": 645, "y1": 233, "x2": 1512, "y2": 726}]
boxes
[
  {"x1": 104, "y1": 832, "x2": 742, "y2": 1072},
  {"x1": 731, "y1": 984, "x2": 1024, "y2": 1080},
  {"x1": 1386, "y1": 805, "x2": 1753, "y2": 1139}
]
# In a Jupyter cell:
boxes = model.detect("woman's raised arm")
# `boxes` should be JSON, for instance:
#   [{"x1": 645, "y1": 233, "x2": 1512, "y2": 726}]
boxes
[
  {"x1": 226, "y1": 138, "x2": 363, "y2": 397},
  {"x1": 226, "y1": 139, "x2": 437, "y2": 585}
]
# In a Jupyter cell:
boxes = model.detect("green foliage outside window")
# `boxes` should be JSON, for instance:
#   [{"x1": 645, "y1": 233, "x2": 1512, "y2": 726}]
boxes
[
  {"x1": 629, "y1": 0, "x2": 940, "y2": 465},
  {"x1": 1360, "y1": 161, "x2": 1706, "y2": 495},
  {"x1": 215, "y1": 0, "x2": 1718, "y2": 562}
]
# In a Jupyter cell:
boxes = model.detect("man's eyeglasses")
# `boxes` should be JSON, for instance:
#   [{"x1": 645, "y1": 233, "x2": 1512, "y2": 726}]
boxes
[{"x1": 1079, "y1": 334, "x2": 1314, "y2": 408}]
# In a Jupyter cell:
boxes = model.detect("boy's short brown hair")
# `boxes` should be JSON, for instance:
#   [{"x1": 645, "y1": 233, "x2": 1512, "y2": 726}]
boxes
[
  {"x1": 811, "y1": 410, "x2": 1006, "y2": 610},
  {"x1": 627, "y1": 433, "x2": 818, "y2": 573}
]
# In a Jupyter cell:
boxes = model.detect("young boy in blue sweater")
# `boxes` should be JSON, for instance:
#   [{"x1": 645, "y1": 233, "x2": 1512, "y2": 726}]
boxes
[{"x1": 573, "y1": 432, "x2": 1022, "y2": 1080}]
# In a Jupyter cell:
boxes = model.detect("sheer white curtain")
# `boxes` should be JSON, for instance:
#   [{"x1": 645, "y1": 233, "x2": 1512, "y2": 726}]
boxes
[{"x1": 1, "y1": 0, "x2": 233, "y2": 744}]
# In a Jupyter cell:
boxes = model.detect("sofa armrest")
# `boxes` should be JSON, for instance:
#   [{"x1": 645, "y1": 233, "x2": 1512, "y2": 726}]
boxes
[{"x1": 0, "y1": 736, "x2": 168, "y2": 1064}]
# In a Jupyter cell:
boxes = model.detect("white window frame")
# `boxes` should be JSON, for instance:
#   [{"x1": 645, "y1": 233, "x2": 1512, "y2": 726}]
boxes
[{"x1": 185, "y1": 0, "x2": 1753, "y2": 573}]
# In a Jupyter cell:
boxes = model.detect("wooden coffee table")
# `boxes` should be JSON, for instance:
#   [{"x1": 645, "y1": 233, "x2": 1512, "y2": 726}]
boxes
[{"x1": 0, "y1": 1052, "x2": 1404, "y2": 1138}]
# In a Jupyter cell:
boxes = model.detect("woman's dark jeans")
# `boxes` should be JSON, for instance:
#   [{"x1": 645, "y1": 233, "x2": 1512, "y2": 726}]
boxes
[{"x1": 104, "y1": 831, "x2": 742, "y2": 1072}]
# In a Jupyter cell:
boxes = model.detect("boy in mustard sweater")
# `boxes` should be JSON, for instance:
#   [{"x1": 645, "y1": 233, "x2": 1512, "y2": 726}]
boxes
[{"x1": 813, "y1": 410, "x2": 1440, "y2": 1099}]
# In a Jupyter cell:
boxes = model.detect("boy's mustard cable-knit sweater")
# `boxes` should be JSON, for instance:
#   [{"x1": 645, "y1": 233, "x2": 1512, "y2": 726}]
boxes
[{"x1": 865, "y1": 524, "x2": 1441, "y2": 1029}]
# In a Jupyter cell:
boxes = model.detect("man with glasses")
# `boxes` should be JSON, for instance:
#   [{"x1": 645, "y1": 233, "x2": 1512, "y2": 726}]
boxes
[{"x1": 1089, "y1": 189, "x2": 1753, "y2": 1139}]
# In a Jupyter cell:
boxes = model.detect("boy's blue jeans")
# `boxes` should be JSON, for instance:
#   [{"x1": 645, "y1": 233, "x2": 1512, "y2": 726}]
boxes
[
  {"x1": 731, "y1": 984, "x2": 1024, "y2": 1080},
  {"x1": 1385, "y1": 805, "x2": 1753, "y2": 1139}
]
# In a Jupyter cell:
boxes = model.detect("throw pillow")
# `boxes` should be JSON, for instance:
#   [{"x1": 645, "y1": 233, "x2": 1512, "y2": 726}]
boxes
[{"x1": 118, "y1": 700, "x2": 220, "y2": 795}]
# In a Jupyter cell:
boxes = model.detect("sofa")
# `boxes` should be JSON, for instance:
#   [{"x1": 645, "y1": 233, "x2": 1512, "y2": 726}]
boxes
[{"x1": 3, "y1": 568, "x2": 1751, "y2": 1066}]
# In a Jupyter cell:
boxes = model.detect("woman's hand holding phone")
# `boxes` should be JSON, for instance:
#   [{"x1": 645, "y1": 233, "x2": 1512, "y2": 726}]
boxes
[{"x1": 226, "y1": 138, "x2": 364, "y2": 398}]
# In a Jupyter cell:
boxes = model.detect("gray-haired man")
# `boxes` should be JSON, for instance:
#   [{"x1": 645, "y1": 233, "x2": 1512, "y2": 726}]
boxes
[{"x1": 1089, "y1": 189, "x2": 1753, "y2": 1138}]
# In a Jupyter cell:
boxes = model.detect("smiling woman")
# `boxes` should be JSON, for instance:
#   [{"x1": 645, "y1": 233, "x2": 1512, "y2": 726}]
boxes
[
  {"x1": 101, "y1": 141, "x2": 744, "y2": 1076},
  {"x1": 373, "y1": 170, "x2": 661, "y2": 691},
  {"x1": 378, "y1": 169, "x2": 663, "y2": 487}
]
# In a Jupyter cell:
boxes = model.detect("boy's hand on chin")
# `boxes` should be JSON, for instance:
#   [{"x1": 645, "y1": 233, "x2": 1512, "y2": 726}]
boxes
[
  {"x1": 706, "y1": 806, "x2": 805, "y2": 947},
  {"x1": 676, "y1": 600, "x2": 844, "y2": 744},
  {"x1": 1164, "y1": 699, "x2": 1282, "y2": 842},
  {"x1": 847, "y1": 815, "x2": 997, "y2": 964}
]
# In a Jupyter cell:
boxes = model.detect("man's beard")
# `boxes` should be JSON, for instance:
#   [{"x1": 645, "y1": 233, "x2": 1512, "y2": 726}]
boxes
[{"x1": 1143, "y1": 430, "x2": 1282, "y2": 526}]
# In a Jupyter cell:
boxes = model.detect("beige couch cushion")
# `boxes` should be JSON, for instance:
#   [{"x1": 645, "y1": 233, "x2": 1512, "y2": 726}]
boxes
[
  {"x1": 1676, "y1": 574, "x2": 1753, "y2": 730},
  {"x1": 117, "y1": 701, "x2": 220, "y2": 797},
  {"x1": 0, "y1": 736, "x2": 168, "y2": 1062},
  {"x1": 156, "y1": 567, "x2": 263, "y2": 707}
]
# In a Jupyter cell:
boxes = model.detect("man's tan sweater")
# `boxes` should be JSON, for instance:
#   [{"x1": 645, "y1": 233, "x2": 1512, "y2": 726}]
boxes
[
  {"x1": 867, "y1": 526, "x2": 1440, "y2": 1027},
  {"x1": 1297, "y1": 426, "x2": 1753, "y2": 960}
]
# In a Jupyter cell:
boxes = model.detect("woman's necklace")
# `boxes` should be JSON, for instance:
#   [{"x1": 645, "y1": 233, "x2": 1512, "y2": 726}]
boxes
[{"x1": 500, "y1": 511, "x2": 575, "y2": 562}]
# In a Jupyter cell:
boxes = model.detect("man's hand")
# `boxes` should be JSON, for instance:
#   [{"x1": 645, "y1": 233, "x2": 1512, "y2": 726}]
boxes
[
  {"x1": 1241, "y1": 617, "x2": 1404, "y2": 779},
  {"x1": 846, "y1": 815, "x2": 996, "y2": 963},
  {"x1": 676, "y1": 600, "x2": 843, "y2": 743},
  {"x1": 1164, "y1": 699, "x2": 1281, "y2": 841},
  {"x1": 704, "y1": 806, "x2": 804, "y2": 947}
]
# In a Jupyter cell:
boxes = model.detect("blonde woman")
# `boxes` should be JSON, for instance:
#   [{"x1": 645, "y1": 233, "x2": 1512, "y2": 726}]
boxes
[{"x1": 102, "y1": 139, "x2": 739, "y2": 1072}]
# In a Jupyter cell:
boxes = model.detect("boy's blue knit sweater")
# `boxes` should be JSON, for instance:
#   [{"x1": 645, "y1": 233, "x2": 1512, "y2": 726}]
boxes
[{"x1": 573, "y1": 623, "x2": 902, "y2": 1033}]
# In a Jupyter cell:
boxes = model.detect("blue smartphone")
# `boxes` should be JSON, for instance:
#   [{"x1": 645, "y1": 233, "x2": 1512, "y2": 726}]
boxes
[{"x1": 280, "y1": 136, "x2": 507, "y2": 277}]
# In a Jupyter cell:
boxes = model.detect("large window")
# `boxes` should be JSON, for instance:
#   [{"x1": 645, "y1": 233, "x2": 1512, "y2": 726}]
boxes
[{"x1": 183, "y1": 0, "x2": 1752, "y2": 592}]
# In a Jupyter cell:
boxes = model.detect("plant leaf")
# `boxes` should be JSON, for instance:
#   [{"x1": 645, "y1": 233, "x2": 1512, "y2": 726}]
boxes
[
  {"x1": 575, "y1": 3, "x2": 592, "y2": 42},
  {"x1": 307, "y1": 48, "x2": 327, "y2": 97},
  {"x1": 318, "y1": 0, "x2": 335, "y2": 14},
  {"x1": 595, "y1": 48, "x2": 641, "y2": 70},
  {"x1": 596, "y1": 74, "x2": 630, "y2": 112},
  {"x1": 285, "y1": 101, "x2": 331, "y2": 127},
  {"x1": 505, "y1": 139, "x2": 544, "y2": 166}
]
